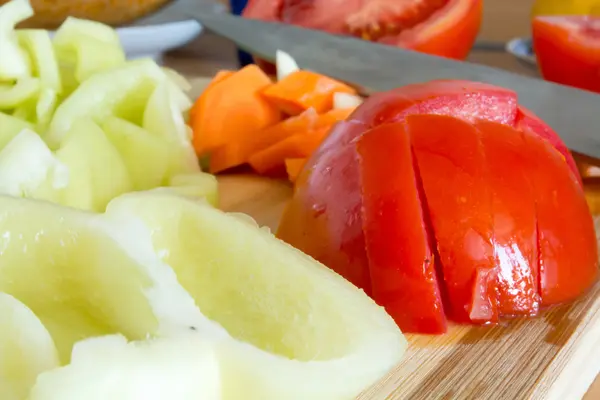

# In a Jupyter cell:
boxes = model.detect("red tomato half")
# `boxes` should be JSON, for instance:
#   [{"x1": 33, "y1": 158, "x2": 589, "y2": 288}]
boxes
[
  {"x1": 242, "y1": 0, "x2": 482, "y2": 60},
  {"x1": 533, "y1": 16, "x2": 600, "y2": 93},
  {"x1": 277, "y1": 80, "x2": 596, "y2": 334}
]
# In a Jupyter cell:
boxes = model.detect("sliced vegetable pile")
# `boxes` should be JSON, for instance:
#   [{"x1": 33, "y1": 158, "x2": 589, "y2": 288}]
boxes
[
  {"x1": 0, "y1": 0, "x2": 217, "y2": 212},
  {"x1": 189, "y1": 50, "x2": 364, "y2": 182},
  {"x1": 277, "y1": 80, "x2": 599, "y2": 334}
]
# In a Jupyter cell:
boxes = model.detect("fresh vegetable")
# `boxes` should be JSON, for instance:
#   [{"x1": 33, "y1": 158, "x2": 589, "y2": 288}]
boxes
[
  {"x1": 285, "y1": 158, "x2": 307, "y2": 183},
  {"x1": 277, "y1": 79, "x2": 598, "y2": 334},
  {"x1": 0, "y1": 190, "x2": 405, "y2": 399},
  {"x1": 190, "y1": 64, "x2": 282, "y2": 156},
  {"x1": 533, "y1": 16, "x2": 600, "y2": 93},
  {"x1": 30, "y1": 334, "x2": 220, "y2": 400},
  {"x1": 242, "y1": 0, "x2": 483, "y2": 61},
  {"x1": 261, "y1": 70, "x2": 356, "y2": 115},
  {"x1": 191, "y1": 53, "x2": 360, "y2": 178},
  {"x1": 0, "y1": 0, "x2": 216, "y2": 211},
  {"x1": 0, "y1": 293, "x2": 60, "y2": 400}
]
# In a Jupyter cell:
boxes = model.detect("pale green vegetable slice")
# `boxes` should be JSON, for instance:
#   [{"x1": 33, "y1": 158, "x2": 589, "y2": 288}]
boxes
[
  {"x1": 168, "y1": 172, "x2": 219, "y2": 207},
  {"x1": 143, "y1": 81, "x2": 199, "y2": 175},
  {"x1": 0, "y1": 128, "x2": 68, "y2": 202},
  {"x1": 0, "y1": 0, "x2": 33, "y2": 80},
  {"x1": 56, "y1": 119, "x2": 131, "y2": 211},
  {"x1": 18, "y1": 29, "x2": 61, "y2": 92},
  {"x1": 46, "y1": 59, "x2": 165, "y2": 147},
  {"x1": 0, "y1": 292, "x2": 60, "y2": 400},
  {"x1": 35, "y1": 87, "x2": 58, "y2": 129},
  {"x1": 0, "y1": 77, "x2": 39, "y2": 109},
  {"x1": 0, "y1": 194, "x2": 206, "y2": 363},
  {"x1": 102, "y1": 116, "x2": 170, "y2": 191},
  {"x1": 0, "y1": 111, "x2": 32, "y2": 148},
  {"x1": 29, "y1": 334, "x2": 221, "y2": 400}
]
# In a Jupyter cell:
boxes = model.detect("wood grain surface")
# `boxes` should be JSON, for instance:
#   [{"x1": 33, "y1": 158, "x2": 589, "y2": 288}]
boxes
[{"x1": 164, "y1": 0, "x2": 600, "y2": 396}]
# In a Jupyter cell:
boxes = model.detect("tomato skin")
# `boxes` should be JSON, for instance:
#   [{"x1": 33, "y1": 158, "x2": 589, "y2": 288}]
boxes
[
  {"x1": 242, "y1": 0, "x2": 482, "y2": 60},
  {"x1": 357, "y1": 122, "x2": 447, "y2": 334},
  {"x1": 277, "y1": 80, "x2": 594, "y2": 333},
  {"x1": 532, "y1": 16, "x2": 600, "y2": 94}
]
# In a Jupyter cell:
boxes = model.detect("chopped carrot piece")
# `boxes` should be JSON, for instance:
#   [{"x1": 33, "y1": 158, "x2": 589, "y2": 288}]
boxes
[
  {"x1": 285, "y1": 158, "x2": 308, "y2": 183},
  {"x1": 262, "y1": 70, "x2": 357, "y2": 116},
  {"x1": 208, "y1": 106, "x2": 354, "y2": 174},
  {"x1": 248, "y1": 126, "x2": 330, "y2": 174},
  {"x1": 189, "y1": 70, "x2": 234, "y2": 122},
  {"x1": 190, "y1": 65, "x2": 281, "y2": 155}
]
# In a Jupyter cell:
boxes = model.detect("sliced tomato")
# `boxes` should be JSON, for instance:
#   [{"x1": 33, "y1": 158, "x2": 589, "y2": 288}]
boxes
[
  {"x1": 243, "y1": 0, "x2": 482, "y2": 60},
  {"x1": 475, "y1": 121, "x2": 540, "y2": 317},
  {"x1": 533, "y1": 16, "x2": 600, "y2": 93},
  {"x1": 357, "y1": 122, "x2": 447, "y2": 334},
  {"x1": 407, "y1": 115, "x2": 497, "y2": 323}
]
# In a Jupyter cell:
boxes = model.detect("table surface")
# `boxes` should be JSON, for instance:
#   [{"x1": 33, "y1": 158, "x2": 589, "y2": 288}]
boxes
[{"x1": 163, "y1": 0, "x2": 600, "y2": 397}]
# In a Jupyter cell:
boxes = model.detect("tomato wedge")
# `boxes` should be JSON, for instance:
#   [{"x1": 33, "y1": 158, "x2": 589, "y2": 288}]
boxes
[
  {"x1": 533, "y1": 16, "x2": 600, "y2": 93},
  {"x1": 277, "y1": 80, "x2": 596, "y2": 334},
  {"x1": 243, "y1": 0, "x2": 482, "y2": 60}
]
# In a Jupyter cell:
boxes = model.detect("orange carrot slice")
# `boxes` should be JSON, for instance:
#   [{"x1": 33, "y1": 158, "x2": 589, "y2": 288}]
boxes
[
  {"x1": 189, "y1": 70, "x2": 234, "y2": 122},
  {"x1": 262, "y1": 70, "x2": 357, "y2": 115},
  {"x1": 248, "y1": 127, "x2": 330, "y2": 174},
  {"x1": 190, "y1": 65, "x2": 281, "y2": 155},
  {"x1": 285, "y1": 158, "x2": 308, "y2": 183},
  {"x1": 208, "y1": 107, "x2": 355, "y2": 174}
]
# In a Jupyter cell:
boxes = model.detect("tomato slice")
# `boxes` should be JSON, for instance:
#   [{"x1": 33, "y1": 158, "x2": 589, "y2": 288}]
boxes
[
  {"x1": 243, "y1": 0, "x2": 482, "y2": 60},
  {"x1": 407, "y1": 114, "x2": 497, "y2": 323},
  {"x1": 357, "y1": 122, "x2": 447, "y2": 334},
  {"x1": 533, "y1": 16, "x2": 600, "y2": 93},
  {"x1": 475, "y1": 121, "x2": 540, "y2": 317},
  {"x1": 520, "y1": 130, "x2": 598, "y2": 306}
]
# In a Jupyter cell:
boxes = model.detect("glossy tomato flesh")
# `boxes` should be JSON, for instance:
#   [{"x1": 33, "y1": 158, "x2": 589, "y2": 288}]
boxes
[
  {"x1": 242, "y1": 0, "x2": 482, "y2": 60},
  {"x1": 533, "y1": 16, "x2": 600, "y2": 93},
  {"x1": 357, "y1": 122, "x2": 447, "y2": 333},
  {"x1": 277, "y1": 80, "x2": 596, "y2": 334}
]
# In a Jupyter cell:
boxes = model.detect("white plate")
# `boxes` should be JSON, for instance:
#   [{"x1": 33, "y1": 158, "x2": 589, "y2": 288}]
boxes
[
  {"x1": 117, "y1": 20, "x2": 202, "y2": 61},
  {"x1": 506, "y1": 37, "x2": 537, "y2": 67}
]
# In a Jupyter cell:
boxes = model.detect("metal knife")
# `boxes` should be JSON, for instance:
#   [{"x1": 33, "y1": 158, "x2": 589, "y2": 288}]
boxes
[{"x1": 175, "y1": 6, "x2": 600, "y2": 158}]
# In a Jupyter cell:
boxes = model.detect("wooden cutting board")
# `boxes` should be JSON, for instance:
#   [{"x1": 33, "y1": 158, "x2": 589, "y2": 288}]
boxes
[{"x1": 217, "y1": 174, "x2": 600, "y2": 400}]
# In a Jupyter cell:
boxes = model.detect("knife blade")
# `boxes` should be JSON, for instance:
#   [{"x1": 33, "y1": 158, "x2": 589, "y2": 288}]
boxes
[{"x1": 184, "y1": 8, "x2": 600, "y2": 159}]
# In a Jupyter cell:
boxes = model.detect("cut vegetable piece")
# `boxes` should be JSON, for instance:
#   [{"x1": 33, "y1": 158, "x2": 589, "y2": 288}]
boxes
[
  {"x1": 285, "y1": 158, "x2": 307, "y2": 183},
  {"x1": 52, "y1": 17, "x2": 126, "y2": 83},
  {"x1": 407, "y1": 114, "x2": 497, "y2": 324},
  {"x1": 0, "y1": 129, "x2": 68, "y2": 203},
  {"x1": 190, "y1": 65, "x2": 281, "y2": 155},
  {"x1": 0, "y1": 78, "x2": 40, "y2": 109},
  {"x1": 18, "y1": 29, "x2": 62, "y2": 92},
  {"x1": 0, "y1": 292, "x2": 60, "y2": 400},
  {"x1": 357, "y1": 122, "x2": 447, "y2": 334},
  {"x1": 167, "y1": 172, "x2": 219, "y2": 207},
  {"x1": 333, "y1": 92, "x2": 363, "y2": 110},
  {"x1": 30, "y1": 334, "x2": 221, "y2": 400},
  {"x1": 0, "y1": 0, "x2": 33, "y2": 79},
  {"x1": 276, "y1": 49, "x2": 300, "y2": 81},
  {"x1": 102, "y1": 116, "x2": 170, "y2": 191},
  {"x1": 47, "y1": 59, "x2": 166, "y2": 147},
  {"x1": 476, "y1": 121, "x2": 540, "y2": 316},
  {"x1": 262, "y1": 70, "x2": 357, "y2": 115},
  {"x1": 106, "y1": 190, "x2": 406, "y2": 400},
  {"x1": 34, "y1": 87, "x2": 58, "y2": 130},
  {"x1": 0, "y1": 194, "x2": 206, "y2": 363},
  {"x1": 208, "y1": 108, "x2": 320, "y2": 174},
  {"x1": 248, "y1": 127, "x2": 330, "y2": 174},
  {"x1": 521, "y1": 130, "x2": 598, "y2": 306},
  {"x1": 0, "y1": 111, "x2": 33, "y2": 148},
  {"x1": 56, "y1": 119, "x2": 131, "y2": 211},
  {"x1": 143, "y1": 81, "x2": 199, "y2": 175},
  {"x1": 162, "y1": 66, "x2": 192, "y2": 92}
]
